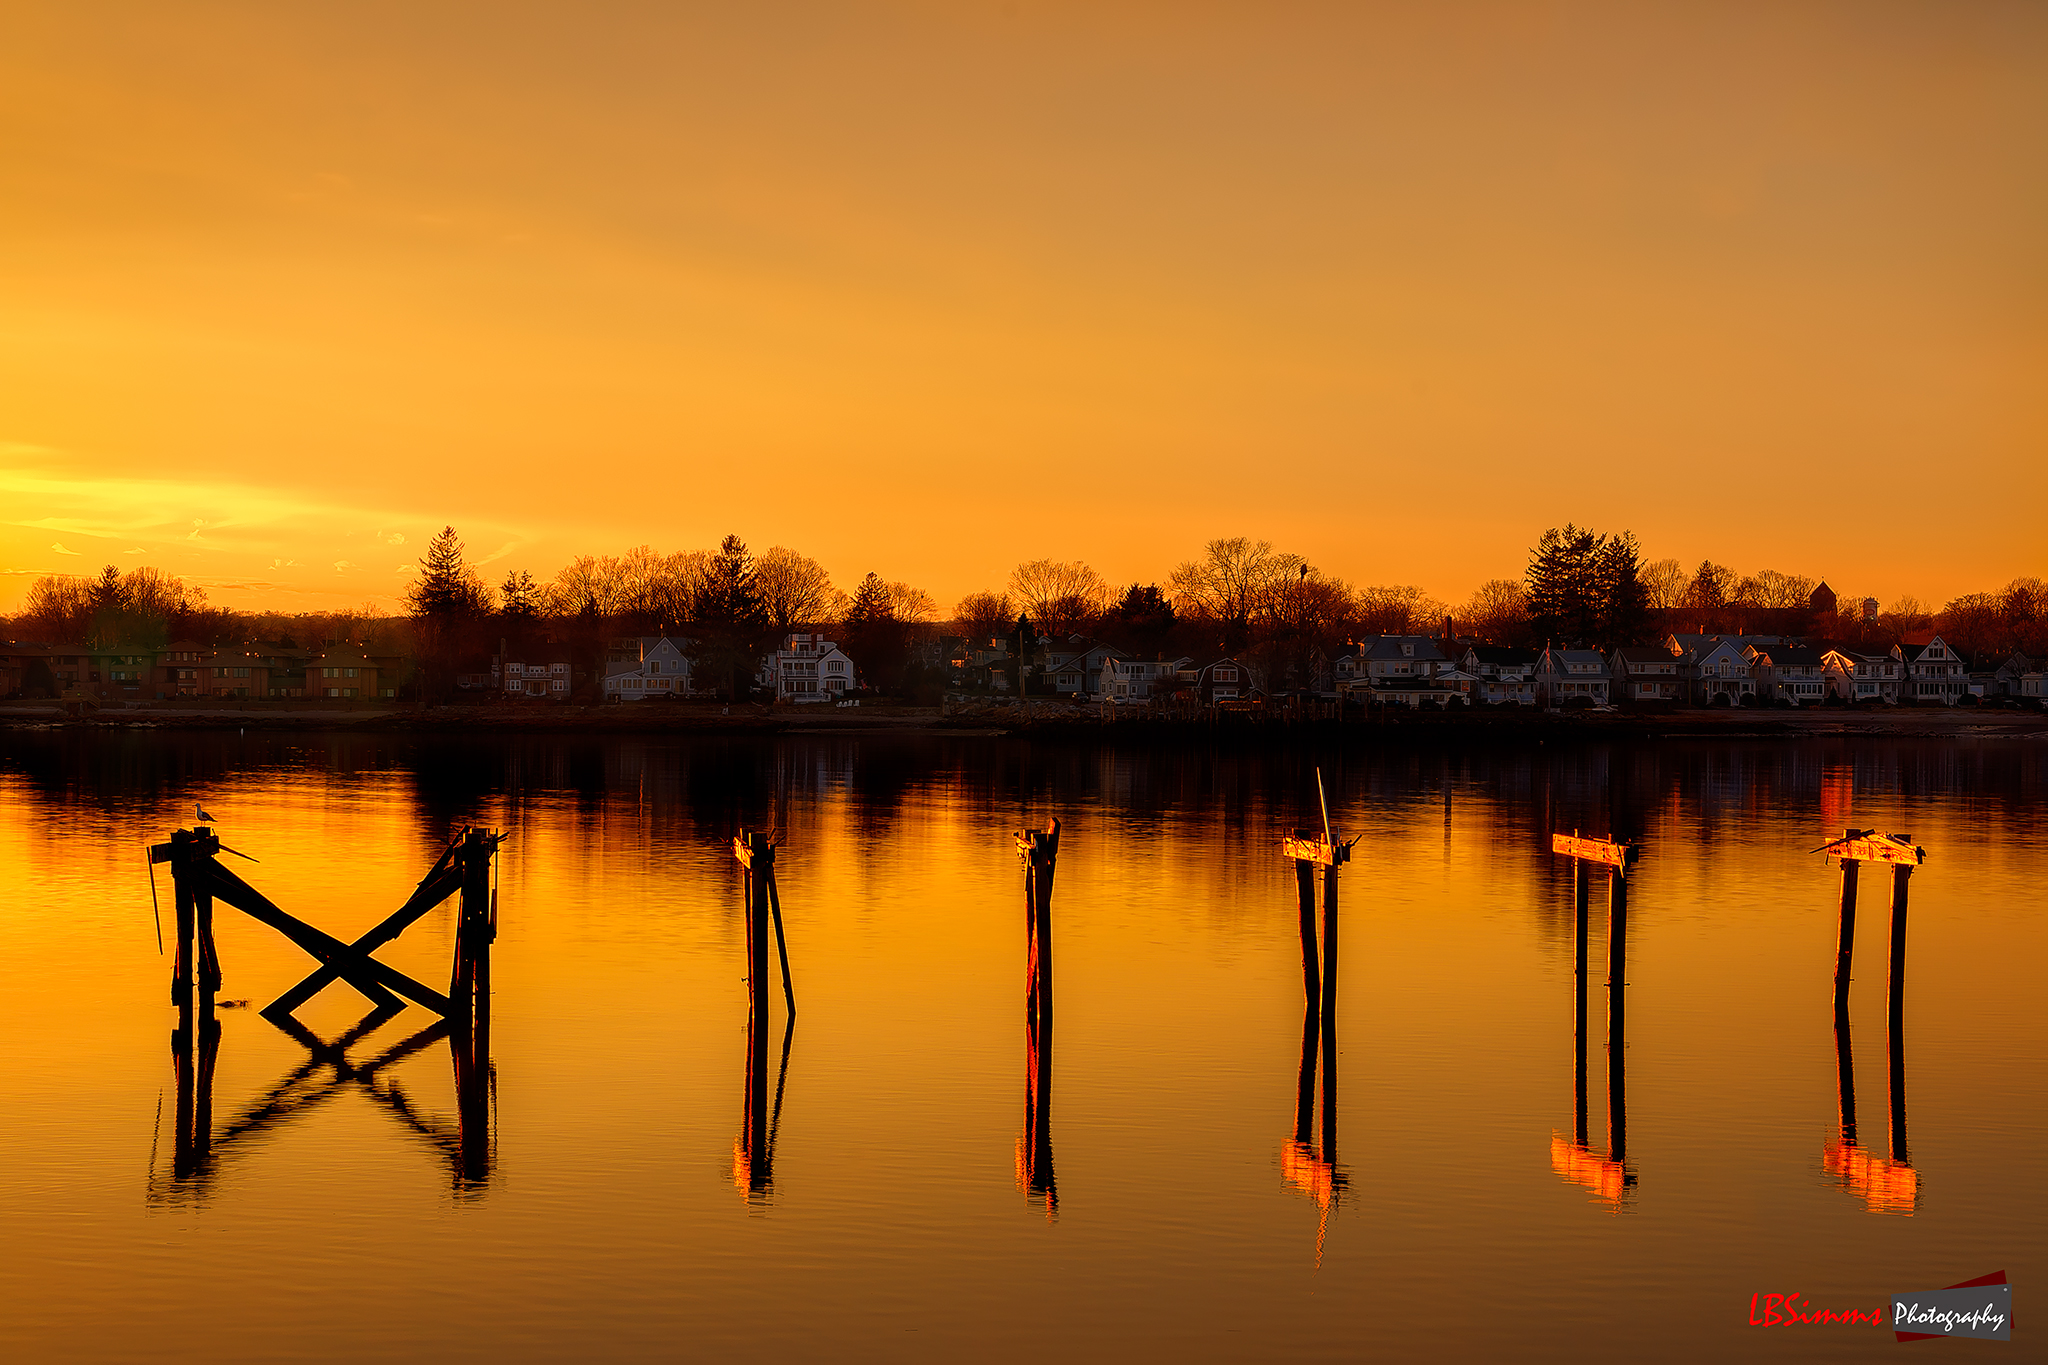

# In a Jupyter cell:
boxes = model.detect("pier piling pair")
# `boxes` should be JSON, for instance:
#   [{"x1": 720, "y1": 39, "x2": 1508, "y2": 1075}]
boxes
[
  {"x1": 732, "y1": 831, "x2": 797, "y2": 1199},
  {"x1": 1551, "y1": 831, "x2": 1636, "y2": 1202},
  {"x1": 1819, "y1": 829, "x2": 1924, "y2": 1211}
]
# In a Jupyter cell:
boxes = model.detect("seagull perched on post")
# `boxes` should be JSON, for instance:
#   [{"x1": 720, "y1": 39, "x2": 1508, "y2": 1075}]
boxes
[{"x1": 196, "y1": 803, "x2": 218, "y2": 823}]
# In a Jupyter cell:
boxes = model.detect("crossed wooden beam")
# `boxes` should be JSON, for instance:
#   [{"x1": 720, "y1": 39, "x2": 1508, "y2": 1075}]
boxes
[{"x1": 149, "y1": 826, "x2": 501, "y2": 1021}]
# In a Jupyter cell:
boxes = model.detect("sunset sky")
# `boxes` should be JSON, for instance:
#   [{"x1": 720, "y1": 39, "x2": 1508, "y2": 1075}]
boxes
[{"x1": 2, "y1": 2, "x2": 2042, "y2": 615}]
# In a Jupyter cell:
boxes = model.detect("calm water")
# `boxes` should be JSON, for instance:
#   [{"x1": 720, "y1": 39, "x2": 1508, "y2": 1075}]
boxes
[{"x1": 1, "y1": 730, "x2": 2042, "y2": 1361}]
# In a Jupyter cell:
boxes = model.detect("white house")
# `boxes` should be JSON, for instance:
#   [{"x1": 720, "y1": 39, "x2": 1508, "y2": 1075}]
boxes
[
  {"x1": 1460, "y1": 646, "x2": 1539, "y2": 705},
  {"x1": 1534, "y1": 648, "x2": 1612, "y2": 706},
  {"x1": 1746, "y1": 643, "x2": 1829, "y2": 705},
  {"x1": 1100, "y1": 655, "x2": 1194, "y2": 702},
  {"x1": 1678, "y1": 637, "x2": 1757, "y2": 706},
  {"x1": 503, "y1": 653, "x2": 573, "y2": 699},
  {"x1": 1608, "y1": 647, "x2": 1682, "y2": 703},
  {"x1": 1820, "y1": 646, "x2": 1902, "y2": 704},
  {"x1": 762, "y1": 632, "x2": 856, "y2": 702},
  {"x1": 604, "y1": 636, "x2": 695, "y2": 701},
  {"x1": 1902, "y1": 635, "x2": 1967, "y2": 705}
]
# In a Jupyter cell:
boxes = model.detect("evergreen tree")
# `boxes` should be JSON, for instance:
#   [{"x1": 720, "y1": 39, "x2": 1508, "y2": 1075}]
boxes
[
  {"x1": 685, "y1": 534, "x2": 770, "y2": 699},
  {"x1": 498, "y1": 570, "x2": 543, "y2": 624},
  {"x1": 1597, "y1": 531, "x2": 1651, "y2": 645},
  {"x1": 1525, "y1": 524, "x2": 1604, "y2": 644},
  {"x1": 841, "y1": 572, "x2": 906, "y2": 691},
  {"x1": 406, "y1": 527, "x2": 489, "y2": 703}
]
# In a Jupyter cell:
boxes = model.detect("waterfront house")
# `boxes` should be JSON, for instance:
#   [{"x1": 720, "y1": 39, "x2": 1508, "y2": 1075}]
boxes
[
  {"x1": 1818, "y1": 645, "x2": 1903, "y2": 703},
  {"x1": 605, "y1": 635, "x2": 697, "y2": 701},
  {"x1": 1100, "y1": 654, "x2": 1195, "y2": 702},
  {"x1": 1901, "y1": 635, "x2": 1967, "y2": 705},
  {"x1": 1746, "y1": 643, "x2": 1830, "y2": 705},
  {"x1": 762, "y1": 632, "x2": 855, "y2": 702},
  {"x1": 1608, "y1": 647, "x2": 1683, "y2": 703},
  {"x1": 1534, "y1": 647, "x2": 1612, "y2": 706}
]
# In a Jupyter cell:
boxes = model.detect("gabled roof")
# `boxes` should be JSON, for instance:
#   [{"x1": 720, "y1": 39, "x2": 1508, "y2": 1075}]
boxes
[
  {"x1": 1467, "y1": 645, "x2": 1538, "y2": 665},
  {"x1": 1354, "y1": 636, "x2": 1448, "y2": 662},
  {"x1": 1610, "y1": 647, "x2": 1674, "y2": 665}
]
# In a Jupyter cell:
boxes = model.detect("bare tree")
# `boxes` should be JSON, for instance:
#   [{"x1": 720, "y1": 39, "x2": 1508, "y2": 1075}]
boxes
[
  {"x1": 1168, "y1": 537, "x2": 1303, "y2": 647},
  {"x1": 1461, "y1": 578, "x2": 1530, "y2": 644},
  {"x1": 1877, "y1": 594, "x2": 1932, "y2": 643},
  {"x1": 1008, "y1": 559, "x2": 1109, "y2": 638},
  {"x1": 755, "y1": 547, "x2": 836, "y2": 630},
  {"x1": 955, "y1": 590, "x2": 1014, "y2": 641},
  {"x1": 1353, "y1": 584, "x2": 1448, "y2": 637},
  {"x1": 1640, "y1": 558, "x2": 1688, "y2": 612},
  {"x1": 887, "y1": 582, "x2": 939, "y2": 624},
  {"x1": 1733, "y1": 568, "x2": 1816, "y2": 610}
]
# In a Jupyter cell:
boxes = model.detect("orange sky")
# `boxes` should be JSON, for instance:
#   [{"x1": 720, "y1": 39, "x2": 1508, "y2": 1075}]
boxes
[{"x1": 2, "y1": 2, "x2": 2042, "y2": 615}]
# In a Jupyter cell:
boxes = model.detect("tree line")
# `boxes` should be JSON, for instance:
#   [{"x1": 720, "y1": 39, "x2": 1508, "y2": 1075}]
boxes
[{"x1": 8, "y1": 527, "x2": 2045, "y2": 699}]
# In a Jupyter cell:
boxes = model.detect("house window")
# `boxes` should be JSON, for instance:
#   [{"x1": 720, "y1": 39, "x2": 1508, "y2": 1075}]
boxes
[{"x1": 1215, "y1": 667, "x2": 1239, "y2": 682}]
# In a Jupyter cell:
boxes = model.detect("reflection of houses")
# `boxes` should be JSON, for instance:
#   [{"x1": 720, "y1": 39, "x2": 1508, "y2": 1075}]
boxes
[
  {"x1": 1534, "y1": 648, "x2": 1612, "y2": 706},
  {"x1": 1820, "y1": 645, "x2": 1903, "y2": 703},
  {"x1": 762, "y1": 632, "x2": 855, "y2": 702},
  {"x1": 1608, "y1": 647, "x2": 1682, "y2": 703},
  {"x1": 604, "y1": 635, "x2": 696, "y2": 700},
  {"x1": 1902, "y1": 635, "x2": 1967, "y2": 705}
]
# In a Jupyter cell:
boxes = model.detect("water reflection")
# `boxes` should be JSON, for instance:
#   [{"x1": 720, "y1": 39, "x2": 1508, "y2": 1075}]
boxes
[
  {"x1": 149, "y1": 1008, "x2": 497, "y2": 1206},
  {"x1": 733, "y1": 1012, "x2": 795, "y2": 1202}
]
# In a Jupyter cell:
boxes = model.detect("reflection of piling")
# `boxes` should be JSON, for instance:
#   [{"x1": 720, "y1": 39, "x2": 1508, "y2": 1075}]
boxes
[
  {"x1": 1016, "y1": 820, "x2": 1059, "y2": 1213},
  {"x1": 1834, "y1": 1010, "x2": 1858, "y2": 1148}
]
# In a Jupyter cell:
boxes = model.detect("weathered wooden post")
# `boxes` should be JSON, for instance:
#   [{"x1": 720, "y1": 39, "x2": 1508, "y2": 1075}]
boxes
[
  {"x1": 1015, "y1": 819, "x2": 1059, "y2": 1211},
  {"x1": 1549, "y1": 830, "x2": 1637, "y2": 1198},
  {"x1": 1834, "y1": 1008, "x2": 1858, "y2": 1150},
  {"x1": 1833, "y1": 845, "x2": 1860, "y2": 1019},
  {"x1": 1281, "y1": 792, "x2": 1349, "y2": 1206},
  {"x1": 1573, "y1": 848, "x2": 1591, "y2": 1148},
  {"x1": 1887, "y1": 862, "x2": 1913, "y2": 1038},
  {"x1": 1294, "y1": 835, "x2": 1320, "y2": 1018},
  {"x1": 1606, "y1": 857, "x2": 1629, "y2": 1165}
]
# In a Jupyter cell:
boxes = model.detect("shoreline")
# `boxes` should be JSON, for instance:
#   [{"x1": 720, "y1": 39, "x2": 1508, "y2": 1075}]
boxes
[{"x1": 3, "y1": 700, "x2": 2043, "y2": 742}]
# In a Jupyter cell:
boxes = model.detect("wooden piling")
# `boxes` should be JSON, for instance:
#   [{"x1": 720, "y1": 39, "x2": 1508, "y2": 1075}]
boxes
[
  {"x1": 1606, "y1": 865, "x2": 1629, "y2": 1164},
  {"x1": 1833, "y1": 850, "x2": 1859, "y2": 1019},
  {"x1": 1318, "y1": 858, "x2": 1339, "y2": 1161},
  {"x1": 1573, "y1": 857, "x2": 1590, "y2": 1148},
  {"x1": 1294, "y1": 1003, "x2": 1318, "y2": 1146},
  {"x1": 170, "y1": 830, "x2": 196, "y2": 1007},
  {"x1": 1886, "y1": 863, "x2": 1911, "y2": 1037},
  {"x1": 1016, "y1": 819, "x2": 1060, "y2": 1211},
  {"x1": 1295, "y1": 837, "x2": 1320, "y2": 1017}
]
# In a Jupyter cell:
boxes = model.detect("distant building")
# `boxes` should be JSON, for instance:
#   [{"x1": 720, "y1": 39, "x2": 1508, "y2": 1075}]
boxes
[
  {"x1": 1818, "y1": 645, "x2": 1902, "y2": 704},
  {"x1": 1608, "y1": 647, "x2": 1682, "y2": 703},
  {"x1": 1534, "y1": 648, "x2": 1612, "y2": 706},
  {"x1": 1810, "y1": 581, "x2": 1838, "y2": 617},
  {"x1": 762, "y1": 632, "x2": 855, "y2": 702},
  {"x1": 605, "y1": 635, "x2": 696, "y2": 701},
  {"x1": 1901, "y1": 635, "x2": 1967, "y2": 705}
]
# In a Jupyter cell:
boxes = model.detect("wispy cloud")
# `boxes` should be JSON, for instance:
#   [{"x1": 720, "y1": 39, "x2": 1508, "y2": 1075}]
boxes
[
  {"x1": 51, "y1": 542, "x2": 79, "y2": 555},
  {"x1": 333, "y1": 560, "x2": 357, "y2": 572}
]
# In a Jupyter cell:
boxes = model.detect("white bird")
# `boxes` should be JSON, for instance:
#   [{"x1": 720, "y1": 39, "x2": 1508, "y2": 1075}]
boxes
[{"x1": 196, "y1": 803, "x2": 218, "y2": 822}]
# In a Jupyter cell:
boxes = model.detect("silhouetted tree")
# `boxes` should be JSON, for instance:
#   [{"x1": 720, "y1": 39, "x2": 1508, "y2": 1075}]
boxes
[
  {"x1": 687, "y1": 534, "x2": 770, "y2": 699},
  {"x1": 1597, "y1": 532, "x2": 1651, "y2": 645},
  {"x1": 955, "y1": 590, "x2": 1015, "y2": 643},
  {"x1": 1526, "y1": 525, "x2": 1604, "y2": 644},
  {"x1": 406, "y1": 526, "x2": 490, "y2": 702},
  {"x1": 842, "y1": 571, "x2": 908, "y2": 691}
]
